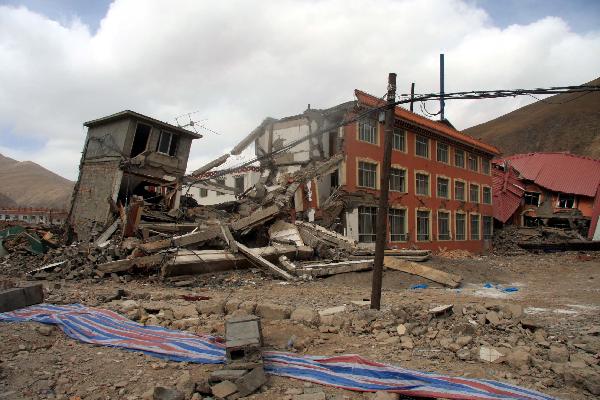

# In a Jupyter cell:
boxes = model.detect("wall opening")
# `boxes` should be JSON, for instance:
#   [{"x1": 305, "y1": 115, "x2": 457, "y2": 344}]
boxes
[{"x1": 131, "y1": 123, "x2": 151, "y2": 157}]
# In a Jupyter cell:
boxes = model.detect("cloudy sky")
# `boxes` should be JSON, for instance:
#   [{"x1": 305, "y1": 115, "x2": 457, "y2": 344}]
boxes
[{"x1": 0, "y1": 0, "x2": 599, "y2": 180}]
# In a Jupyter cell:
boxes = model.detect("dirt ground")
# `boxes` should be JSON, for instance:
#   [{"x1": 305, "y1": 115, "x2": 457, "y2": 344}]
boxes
[{"x1": 1, "y1": 252, "x2": 599, "y2": 400}]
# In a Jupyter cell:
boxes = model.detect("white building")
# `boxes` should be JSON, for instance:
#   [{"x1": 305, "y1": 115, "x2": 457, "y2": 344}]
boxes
[{"x1": 188, "y1": 166, "x2": 261, "y2": 205}]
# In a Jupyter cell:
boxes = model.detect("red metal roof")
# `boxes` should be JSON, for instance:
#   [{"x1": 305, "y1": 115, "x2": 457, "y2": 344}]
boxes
[
  {"x1": 355, "y1": 90, "x2": 501, "y2": 155},
  {"x1": 492, "y1": 165, "x2": 525, "y2": 223},
  {"x1": 497, "y1": 152, "x2": 600, "y2": 197}
]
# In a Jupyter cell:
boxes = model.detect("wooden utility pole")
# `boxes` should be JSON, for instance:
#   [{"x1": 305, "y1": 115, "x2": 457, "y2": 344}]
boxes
[{"x1": 371, "y1": 72, "x2": 397, "y2": 310}]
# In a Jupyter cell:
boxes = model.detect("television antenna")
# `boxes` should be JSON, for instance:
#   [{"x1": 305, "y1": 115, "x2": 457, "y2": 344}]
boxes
[{"x1": 174, "y1": 111, "x2": 221, "y2": 135}]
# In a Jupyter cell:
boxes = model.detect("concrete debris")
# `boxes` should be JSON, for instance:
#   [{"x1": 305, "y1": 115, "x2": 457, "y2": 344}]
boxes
[
  {"x1": 0, "y1": 283, "x2": 44, "y2": 312},
  {"x1": 384, "y1": 257, "x2": 462, "y2": 288}
]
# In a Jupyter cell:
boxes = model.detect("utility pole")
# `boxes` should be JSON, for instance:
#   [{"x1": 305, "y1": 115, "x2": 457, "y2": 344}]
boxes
[
  {"x1": 440, "y1": 53, "x2": 445, "y2": 121},
  {"x1": 409, "y1": 82, "x2": 415, "y2": 112},
  {"x1": 371, "y1": 72, "x2": 397, "y2": 310}
]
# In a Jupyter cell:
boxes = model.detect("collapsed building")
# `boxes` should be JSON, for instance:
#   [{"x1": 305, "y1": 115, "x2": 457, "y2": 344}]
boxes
[
  {"x1": 68, "y1": 110, "x2": 202, "y2": 241},
  {"x1": 492, "y1": 152, "x2": 600, "y2": 240},
  {"x1": 226, "y1": 90, "x2": 500, "y2": 252}
]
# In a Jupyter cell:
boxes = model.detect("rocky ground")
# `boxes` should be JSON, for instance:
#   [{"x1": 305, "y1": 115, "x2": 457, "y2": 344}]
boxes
[{"x1": 1, "y1": 252, "x2": 599, "y2": 399}]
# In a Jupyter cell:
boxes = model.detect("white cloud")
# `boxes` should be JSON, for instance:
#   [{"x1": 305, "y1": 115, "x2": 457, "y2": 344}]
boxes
[{"x1": 0, "y1": 0, "x2": 599, "y2": 179}]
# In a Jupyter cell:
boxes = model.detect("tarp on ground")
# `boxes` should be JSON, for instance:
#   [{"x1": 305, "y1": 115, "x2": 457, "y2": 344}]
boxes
[{"x1": 0, "y1": 304, "x2": 554, "y2": 400}]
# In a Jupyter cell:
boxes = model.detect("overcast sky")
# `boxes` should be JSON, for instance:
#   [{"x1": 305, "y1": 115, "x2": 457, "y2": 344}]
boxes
[{"x1": 0, "y1": 0, "x2": 599, "y2": 180}]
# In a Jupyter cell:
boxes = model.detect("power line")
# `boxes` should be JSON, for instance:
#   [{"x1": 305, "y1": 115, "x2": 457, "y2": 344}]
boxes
[{"x1": 185, "y1": 84, "x2": 600, "y2": 184}]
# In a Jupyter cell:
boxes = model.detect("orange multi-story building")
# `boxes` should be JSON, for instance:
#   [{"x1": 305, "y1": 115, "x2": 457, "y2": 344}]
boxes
[{"x1": 249, "y1": 89, "x2": 500, "y2": 253}]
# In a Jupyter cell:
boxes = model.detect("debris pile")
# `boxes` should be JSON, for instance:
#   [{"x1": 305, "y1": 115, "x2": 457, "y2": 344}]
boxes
[{"x1": 492, "y1": 225, "x2": 596, "y2": 255}]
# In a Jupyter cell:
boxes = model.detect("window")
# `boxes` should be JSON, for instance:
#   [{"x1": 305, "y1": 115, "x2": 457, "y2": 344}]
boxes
[
  {"x1": 415, "y1": 135, "x2": 429, "y2": 158},
  {"x1": 416, "y1": 210, "x2": 431, "y2": 241},
  {"x1": 468, "y1": 154, "x2": 478, "y2": 172},
  {"x1": 157, "y1": 131, "x2": 179, "y2": 157},
  {"x1": 392, "y1": 129, "x2": 406, "y2": 152},
  {"x1": 454, "y1": 180, "x2": 466, "y2": 201},
  {"x1": 358, "y1": 161, "x2": 377, "y2": 188},
  {"x1": 234, "y1": 176, "x2": 245, "y2": 193},
  {"x1": 389, "y1": 168, "x2": 406, "y2": 192},
  {"x1": 199, "y1": 188, "x2": 208, "y2": 198},
  {"x1": 438, "y1": 211, "x2": 451, "y2": 240},
  {"x1": 482, "y1": 186, "x2": 492, "y2": 204},
  {"x1": 358, "y1": 206, "x2": 377, "y2": 243},
  {"x1": 521, "y1": 191, "x2": 540, "y2": 206},
  {"x1": 470, "y1": 214, "x2": 480, "y2": 240},
  {"x1": 557, "y1": 193, "x2": 575, "y2": 208},
  {"x1": 330, "y1": 171, "x2": 339, "y2": 188},
  {"x1": 455, "y1": 213, "x2": 466, "y2": 240},
  {"x1": 481, "y1": 159, "x2": 491, "y2": 175},
  {"x1": 483, "y1": 216, "x2": 493, "y2": 240},
  {"x1": 437, "y1": 177, "x2": 449, "y2": 198},
  {"x1": 469, "y1": 184, "x2": 480, "y2": 203},
  {"x1": 454, "y1": 149, "x2": 465, "y2": 168},
  {"x1": 437, "y1": 142, "x2": 449, "y2": 163},
  {"x1": 415, "y1": 173, "x2": 430, "y2": 196},
  {"x1": 131, "y1": 123, "x2": 151, "y2": 157},
  {"x1": 358, "y1": 120, "x2": 377, "y2": 144},
  {"x1": 216, "y1": 178, "x2": 226, "y2": 196},
  {"x1": 389, "y1": 208, "x2": 407, "y2": 242}
]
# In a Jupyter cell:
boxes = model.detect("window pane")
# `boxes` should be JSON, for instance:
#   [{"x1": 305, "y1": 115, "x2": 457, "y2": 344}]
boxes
[
  {"x1": 469, "y1": 184, "x2": 479, "y2": 203},
  {"x1": 470, "y1": 214, "x2": 480, "y2": 240},
  {"x1": 455, "y1": 181, "x2": 465, "y2": 201},
  {"x1": 481, "y1": 159, "x2": 490, "y2": 175},
  {"x1": 358, "y1": 206, "x2": 378, "y2": 242},
  {"x1": 468, "y1": 154, "x2": 478, "y2": 171},
  {"x1": 417, "y1": 210, "x2": 430, "y2": 241},
  {"x1": 456, "y1": 214, "x2": 466, "y2": 240},
  {"x1": 416, "y1": 135, "x2": 429, "y2": 157},
  {"x1": 168, "y1": 134, "x2": 179, "y2": 156},
  {"x1": 483, "y1": 216, "x2": 493, "y2": 239},
  {"x1": 358, "y1": 161, "x2": 377, "y2": 188},
  {"x1": 157, "y1": 132, "x2": 171, "y2": 154},
  {"x1": 437, "y1": 177, "x2": 449, "y2": 198},
  {"x1": 416, "y1": 173, "x2": 429, "y2": 196},
  {"x1": 483, "y1": 187, "x2": 492, "y2": 204},
  {"x1": 438, "y1": 211, "x2": 450, "y2": 240},
  {"x1": 389, "y1": 168, "x2": 405, "y2": 192},
  {"x1": 234, "y1": 176, "x2": 245, "y2": 193},
  {"x1": 359, "y1": 120, "x2": 377, "y2": 144},
  {"x1": 437, "y1": 142, "x2": 449, "y2": 163},
  {"x1": 389, "y1": 208, "x2": 406, "y2": 242},
  {"x1": 455, "y1": 149, "x2": 465, "y2": 168},
  {"x1": 393, "y1": 129, "x2": 405, "y2": 151}
]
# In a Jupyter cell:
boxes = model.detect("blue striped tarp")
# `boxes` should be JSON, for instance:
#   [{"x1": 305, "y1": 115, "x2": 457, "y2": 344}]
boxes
[{"x1": 0, "y1": 304, "x2": 554, "y2": 400}]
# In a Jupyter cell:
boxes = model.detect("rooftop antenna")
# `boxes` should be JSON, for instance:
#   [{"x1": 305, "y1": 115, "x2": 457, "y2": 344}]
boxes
[{"x1": 174, "y1": 111, "x2": 220, "y2": 135}]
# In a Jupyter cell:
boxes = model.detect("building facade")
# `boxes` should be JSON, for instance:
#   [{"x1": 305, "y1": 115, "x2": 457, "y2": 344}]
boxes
[
  {"x1": 188, "y1": 166, "x2": 261, "y2": 205},
  {"x1": 247, "y1": 90, "x2": 499, "y2": 252},
  {"x1": 0, "y1": 208, "x2": 67, "y2": 225}
]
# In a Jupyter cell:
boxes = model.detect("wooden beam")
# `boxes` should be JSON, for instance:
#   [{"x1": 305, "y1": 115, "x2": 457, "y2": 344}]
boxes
[
  {"x1": 235, "y1": 241, "x2": 295, "y2": 281},
  {"x1": 383, "y1": 257, "x2": 462, "y2": 288},
  {"x1": 97, "y1": 253, "x2": 167, "y2": 273}
]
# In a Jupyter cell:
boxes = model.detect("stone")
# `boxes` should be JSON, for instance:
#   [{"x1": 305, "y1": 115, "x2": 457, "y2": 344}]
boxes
[
  {"x1": 211, "y1": 380, "x2": 238, "y2": 398},
  {"x1": 369, "y1": 391, "x2": 400, "y2": 399},
  {"x1": 293, "y1": 393, "x2": 326, "y2": 400},
  {"x1": 533, "y1": 329, "x2": 547, "y2": 344},
  {"x1": 234, "y1": 366, "x2": 266, "y2": 397},
  {"x1": 210, "y1": 369, "x2": 248, "y2": 382},
  {"x1": 175, "y1": 371, "x2": 195, "y2": 397},
  {"x1": 503, "y1": 303, "x2": 523, "y2": 319},
  {"x1": 120, "y1": 299, "x2": 140, "y2": 312},
  {"x1": 455, "y1": 335, "x2": 473, "y2": 347},
  {"x1": 225, "y1": 299, "x2": 241, "y2": 314},
  {"x1": 584, "y1": 373, "x2": 600, "y2": 395},
  {"x1": 548, "y1": 344, "x2": 569, "y2": 363},
  {"x1": 375, "y1": 331, "x2": 390, "y2": 341},
  {"x1": 172, "y1": 305, "x2": 198, "y2": 319},
  {"x1": 456, "y1": 348, "x2": 471, "y2": 361},
  {"x1": 318, "y1": 305, "x2": 346, "y2": 316},
  {"x1": 428, "y1": 304, "x2": 453, "y2": 316},
  {"x1": 256, "y1": 303, "x2": 291, "y2": 319},
  {"x1": 506, "y1": 348, "x2": 531, "y2": 369},
  {"x1": 196, "y1": 300, "x2": 226, "y2": 316},
  {"x1": 239, "y1": 301, "x2": 257, "y2": 314},
  {"x1": 485, "y1": 311, "x2": 501, "y2": 326},
  {"x1": 285, "y1": 388, "x2": 304, "y2": 395},
  {"x1": 520, "y1": 318, "x2": 543, "y2": 330},
  {"x1": 152, "y1": 387, "x2": 185, "y2": 400},
  {"x1": 291, "y1": 307, "x2": 319, "y2": 325},
  {"x1": 36, "y1": 325, "x2": 54, "y2": 336},
  {"x1": 400, "y1": 336, "x2": 414, "y2": 349},
  {"x1": 396, "y1": 324, "x2": 407, "y2": 335},
  {"x1": 0, "y1": 283, "x2": 44, "y2": 313}
]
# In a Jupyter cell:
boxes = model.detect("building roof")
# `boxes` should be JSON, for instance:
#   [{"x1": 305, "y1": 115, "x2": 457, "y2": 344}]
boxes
[
  {"x1": 496, "y1": 152, "x2": 600, "y2": 197},
  {"x1": 492, "y1": 165, "x2": 525, "y2": 223},
  {"x1": 84, "y1": 110, "x2": 203, "y2": 139},
  {"x1": 355, "y1": 90, "x2": 501, "y2": 156}
]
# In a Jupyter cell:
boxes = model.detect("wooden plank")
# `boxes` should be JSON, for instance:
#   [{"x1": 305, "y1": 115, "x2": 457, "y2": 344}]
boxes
[
  {"x1": 0, "y1": 284, "x2": 44, "y2": 313},
  {"x1": 235, "y1": 241, "x2": 295, "y2": 281},
  {"x1": 230, "y1": 205, "x2": 280, "y2": 232},
  {"x1": 138, "y1": 228, "x2": 220, "y2": 253},
  {"x1": 97, "y1": 254, "x2": 167, "y2": 273},
  {"x1": 383, "y1": 257, "x2": 462, "y2": 288},
  {"x1": 124, "y1": 201, "x2": 143, "y2": 237},
  {"x1": 93, "y1": 219, "x2": 119, "y2": 248}
]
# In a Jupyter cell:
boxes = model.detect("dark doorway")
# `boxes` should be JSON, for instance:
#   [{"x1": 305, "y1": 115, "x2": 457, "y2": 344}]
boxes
[{"x1": 131, "y1": 123, "x2": 151, "y2": 157}]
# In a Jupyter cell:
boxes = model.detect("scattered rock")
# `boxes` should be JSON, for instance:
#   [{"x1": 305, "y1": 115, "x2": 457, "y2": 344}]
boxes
[
  {"x1": 369, "y1": 391, "x2": 400, "y2": 399},
  {"x1": 152, "y1": 386, "x2": 185, "y2": 400},
  {"x1": 479, "y1": 346, "x2": 505, "y2": 362},
  {"x1": 506, "y1": 348, "x2": 531, "y2": 369},
  {"x1": 396, "y1": 324, "x2": 407, "y2": 336},
  {"x1": 485, "y1": 311, "x2": 501, "y2": 326},
  {"x1": 291, "y1": 306, "x2": 319, "y2": 325},
  {"x1": 256, "y1": 303, "x2": 291, "y2": 319},
  {"x1": 196, "y1": 300, "x2": 226, "y2": 316},
  {"x1": 211, "y1": 380, "x2": 238, "y2": 398},
  {"x1": 548, "y1": 344, "x2": 569, "y2": 363}
]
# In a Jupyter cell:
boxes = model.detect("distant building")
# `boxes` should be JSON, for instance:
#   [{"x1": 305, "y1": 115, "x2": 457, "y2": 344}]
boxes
[
  {"x1": 245, "y1": 89, "x2": 500, "y2": 252},
  {"x1": 0, "y1": 208, "x2": 67, "y2": 225},
  {"x1": 492, "y1": 152, "x2": 600, "y2": 239},
  {"x1": 188, "y1": 166, "x2": 261, "y2": 205},
  {"x1": 69, "y1": 110, "x2": 201, "y2": 240}
]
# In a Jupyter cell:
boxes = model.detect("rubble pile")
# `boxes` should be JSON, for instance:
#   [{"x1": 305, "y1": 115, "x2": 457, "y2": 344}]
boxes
[{"x1": 492, "y1": 225, "x2": 591, "y2": 255}]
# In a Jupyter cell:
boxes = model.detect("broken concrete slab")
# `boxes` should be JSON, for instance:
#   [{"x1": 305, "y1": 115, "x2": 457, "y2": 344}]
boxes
[
  {"x1": 236, "y1": 241, "x2": 295, "y2": 281},
  {"x1": 268, "y1": 220, "x2": 304, "y2": 246},
  {"x1": 231, "y1": 205, "x2": 281, "y2": 233},
  {"x1": 97, "y1": 253, "x2": 168, "y2": 273},
  {"x1": 295, "y1": 221, "x2": 357, "y2": 251},
  {"x1": 234, "y1": 366, "x2": 266, "y2": 398},
  {"x1": 210, "y1": 369, "x2": 248, "y2": 383},
  {"x1": 383, "y1": 257, "x2": 462, "y2": 288},
  {"x1": 139, "y1": 228, "x2": 221, "y2": 253},
  {"x1": 211, "y1": 380, "x2": 238, "y2": 399},
  {"x1": 192, "y1": 154, "x2": 230, "y2": 176},
  {"x1": 0, "y1": 284, "x2": 44, "y2": 313},
  {"x1": 318, "y1": 305, "x2": 346, "y2": 316},
  {"x1": 297, "y1": 259, "x2": 373, "y2": 277}
]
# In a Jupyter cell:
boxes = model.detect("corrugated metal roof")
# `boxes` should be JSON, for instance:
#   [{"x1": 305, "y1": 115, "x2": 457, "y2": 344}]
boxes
[
  {"x1": 355, "y1": 90, "x2": 501, "y2": 155},
  {"x1": 497, "y1": 153, "x2": 600, "y2": 197},
  {"x1": 492, "y1": 166, "x2": 524, "y2": 223}
]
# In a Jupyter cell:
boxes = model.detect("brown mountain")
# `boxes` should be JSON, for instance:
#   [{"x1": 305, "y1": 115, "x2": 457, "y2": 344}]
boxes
[
  {"x1": 0, "y1": 154, "x2": 74, "y2": 210},
  {"x1": 464, "y1": 77, "x2": 600, "y2": 158}
]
